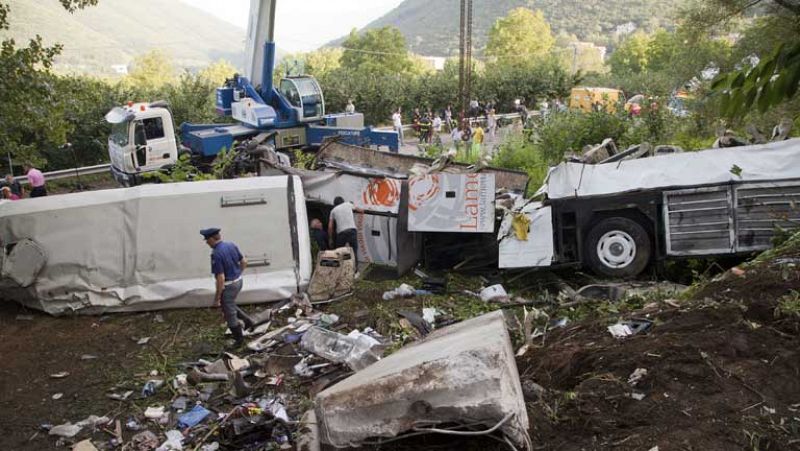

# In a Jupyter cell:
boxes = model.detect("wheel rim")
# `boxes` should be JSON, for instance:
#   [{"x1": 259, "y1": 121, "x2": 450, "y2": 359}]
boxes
[{"x1": 596, "y1": 230, "x2": 636, "y2": 269}]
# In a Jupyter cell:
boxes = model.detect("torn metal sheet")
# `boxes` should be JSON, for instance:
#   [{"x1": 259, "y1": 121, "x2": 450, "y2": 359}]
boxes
[
  {"x1": 317, "y1": 141, "x2": 529, "y2": 193},
  {"x1": 498, "y1": 202, "x2": 554, "y2": 268},
  {"x1": 540, "y1": 138, "x2": 800, "y2": 200},
  {"x1": 408, "y1": 173, "x2": 496, "y2": 233},
  {"x1": 0, "y1": 177, "x2": 312, "y2": 315},
  {"x1": 314, "y1": 310, "x2": 531, "y2": 449}
]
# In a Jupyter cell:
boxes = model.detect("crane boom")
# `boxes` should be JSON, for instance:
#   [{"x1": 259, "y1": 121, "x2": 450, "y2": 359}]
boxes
[{"x1": 243, "y1": 0, "x2": 277, "y2": 99}]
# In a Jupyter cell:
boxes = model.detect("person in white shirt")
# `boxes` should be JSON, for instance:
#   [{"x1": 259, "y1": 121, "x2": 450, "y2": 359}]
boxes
[
  {"x1": 391, "y1": 108, "x2": 404, "y2": 147},
  {"x1": 432, "y1": 115, "x2": 443, "y2": 142},
  {"x1": 328, "y1": 197, "x2": 364, "y2": 270},
  {"x1": 345, "y1": 99, "x2": 355, "y2": 114},
  {"x1": 486, "y1": 108, "x2": 497, "y2": 140},
  {"x1": 451, "y1": 126, "x2": 463, "y2": 152}
]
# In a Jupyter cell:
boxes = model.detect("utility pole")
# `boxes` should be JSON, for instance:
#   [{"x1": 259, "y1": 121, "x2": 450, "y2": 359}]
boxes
[{"x1": 458, "y1": 0, "x2": 473, "y2": 118}]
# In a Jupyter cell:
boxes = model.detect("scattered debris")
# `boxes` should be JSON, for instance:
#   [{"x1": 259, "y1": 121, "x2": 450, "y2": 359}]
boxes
[
  {"x1": 480, "y1": 284, "x2": 509, "y2": 302},
  {"x1": 156, "y1": 430, "x2": 183, "y2": 451},
  {"x1": 49, "y1": 371, "x2": 69, "y2": 379},
  {"x1": 628, "y1": 368, "x2": 648, "y2": 386},
  {"x1": 131, "y1": 430, "x2": 159, "y2": 450},
  {"x1": 51, "y1": 393, "x2": 63, "y2": 400},
  {"x1": 48, "y1": 423, "x2": 81, "y2": 438},
  {"x1": 15, "y1": 314, "x2": 34, "y2": 321},
  {"x1": 381, "y1": 283, "x2": 416, "y2": 300},
  {"x1": 137, "y1": 337, "x2": 151, "y2": 345},
  {"x1": 301, "y1": 326, "x2": 381, "y2": 371},
  {"x1": 73, "y1": 439, "x2": 99, "y2": 451},
  {"x1": 177, "y1": 405, "x2": 211, "y2": 429},
  {"x1": 608, "y1": 319, "x2": 653, "y2": 338}
]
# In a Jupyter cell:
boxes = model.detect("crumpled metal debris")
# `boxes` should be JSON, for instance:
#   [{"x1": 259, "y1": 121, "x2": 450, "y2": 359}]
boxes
[{"x1": 313, "y1": 310, "x2": 531, "y2": 449}]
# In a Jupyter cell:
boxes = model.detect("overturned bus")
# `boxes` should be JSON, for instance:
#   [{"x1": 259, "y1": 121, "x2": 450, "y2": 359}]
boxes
[
  {"x1": 0, "y1": 176, "x2": 312, "y2": 315},
  {"x1": 500, "y1": 138, "x2": 800, "y2": 277}
]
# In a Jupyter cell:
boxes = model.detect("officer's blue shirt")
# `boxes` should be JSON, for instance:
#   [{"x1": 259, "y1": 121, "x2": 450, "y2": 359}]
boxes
[{"x1": 211, "y1": 241, "x2": 243, "y2": 281}]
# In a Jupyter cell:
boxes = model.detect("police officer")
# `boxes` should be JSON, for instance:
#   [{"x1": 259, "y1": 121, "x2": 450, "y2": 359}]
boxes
[{"x1": 201, "y1": 227, "x2": 253, "y2": 348}]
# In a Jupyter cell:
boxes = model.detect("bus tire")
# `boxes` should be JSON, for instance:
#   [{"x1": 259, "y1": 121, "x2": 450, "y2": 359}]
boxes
[{"x1": 584, "y1": 216, "x2": 651, "y2": 278}]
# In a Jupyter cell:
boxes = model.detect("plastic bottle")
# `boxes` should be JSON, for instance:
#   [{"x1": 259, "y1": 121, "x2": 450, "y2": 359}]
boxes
[{"x1": 301, "y1": 327, "x2": 380, "y2": 371}]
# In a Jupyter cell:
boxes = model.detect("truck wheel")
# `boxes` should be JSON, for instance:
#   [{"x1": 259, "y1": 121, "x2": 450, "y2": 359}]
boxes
[{"x1": 585, "y1": 217, "x2": 651, "y2": 278}]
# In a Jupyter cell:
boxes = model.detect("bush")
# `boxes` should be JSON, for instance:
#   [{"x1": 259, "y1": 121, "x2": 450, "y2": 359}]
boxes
[
  {"x1": 491, "y1": 133, "x2": 550, "y2": 192},
  {"x1": 535, "y1": 110, "x2": 627, "y2": 162}
]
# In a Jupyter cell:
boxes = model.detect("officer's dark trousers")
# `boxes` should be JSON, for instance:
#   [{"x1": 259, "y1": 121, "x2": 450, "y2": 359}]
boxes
[
  {"x1": 335, "y1": 228, "x2": 358, "y2": 267},
  {"x1": 221, "y1": 279, "x2": 243, "y2": 329}
]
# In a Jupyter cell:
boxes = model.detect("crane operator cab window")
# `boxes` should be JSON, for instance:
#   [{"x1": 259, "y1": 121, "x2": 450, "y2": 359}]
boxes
[{"x1": 279, "y1": 77, "x2": 324, "y2": 122}]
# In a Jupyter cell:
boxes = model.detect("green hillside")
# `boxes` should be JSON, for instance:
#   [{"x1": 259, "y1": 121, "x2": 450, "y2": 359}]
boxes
[
  {"x1": 0, "y1": 0, "x2": 247, "y2": 75},
  {"x1": 339, "y1": 0, "x2": 681, "y2": 56}
]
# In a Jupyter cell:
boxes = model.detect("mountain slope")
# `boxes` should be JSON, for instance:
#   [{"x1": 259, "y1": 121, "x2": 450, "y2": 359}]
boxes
[
  {"x1": 337, "y1": 0, "x2": 680, "y2": 56},
  {"x1": 0, "y1": 0, "x2": 247, "y2": 75}
]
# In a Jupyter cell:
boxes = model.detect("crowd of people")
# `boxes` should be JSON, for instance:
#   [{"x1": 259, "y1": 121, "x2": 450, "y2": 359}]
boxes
[
  {"x1": 0, "y1": 163, "x2": 48, "y2": 201},
  {"x1": 390, "y1": 101, "x2": 504, "y2": 157}
]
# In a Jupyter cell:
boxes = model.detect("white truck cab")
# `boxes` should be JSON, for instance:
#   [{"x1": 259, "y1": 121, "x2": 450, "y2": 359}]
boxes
[{"x1": 106, "y1": 101, "x2": 179, "y2": 186}]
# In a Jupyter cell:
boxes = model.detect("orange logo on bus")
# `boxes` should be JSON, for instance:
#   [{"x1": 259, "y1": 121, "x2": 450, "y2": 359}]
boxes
[
  {"x1": 408, "y1": 175, "x2": 440, "y2": 211},
  {"x1": 362, "y1": 178, "x2": 400, "y2": 207}
]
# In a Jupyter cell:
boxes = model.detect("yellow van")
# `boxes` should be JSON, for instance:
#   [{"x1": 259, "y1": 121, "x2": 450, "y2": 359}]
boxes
[{"x1": 569, "y1": 87, "x2": 624, "y2": 113}]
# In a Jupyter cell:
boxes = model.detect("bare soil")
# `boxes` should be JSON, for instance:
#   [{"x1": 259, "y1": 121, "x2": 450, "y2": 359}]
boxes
[{"x1": 0, "y1": 244, "x2": 798, "y2": 450}]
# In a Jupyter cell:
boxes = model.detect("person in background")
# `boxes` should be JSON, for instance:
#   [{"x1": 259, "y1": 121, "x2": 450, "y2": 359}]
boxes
[
  {"x1": 469, "y1": 98, "x2": 480, "y2": 117},
  {"x1": 486, "y1": 108, "x2": 497, "y2": 141},
  {"x1": 451, "y1": 124, "x2": 463, "y2": 152},
  {"x1": 444, "y1": 104, "x2": 453, "y2": 133},
  {"x1": 345, "y1": 99, "x2": 355, "y2": 114},
  {"x1": 471, "y1": 122, "x2": 485, "y2": 157},
  {"x1": 419, "y1": 113, "x2": 432, "y2": 144},
  {"x1": 310, "y1": 218, "x2": 329, "y2": 252},
  {"x1": 392, "y1": 108, "x2": 404, "y2": 147},
  {"x1": 328, "y1": 197, "x2": 363, "y2": 275},
  {"x1": 460, "y1": 121, "x2": 472, "y2": 158},
  {"x1": 1, "y1": 187, "x2": 19, "y2": 200},
  {"x1": 3, "y1": 174, "x2": 23, "y2": 198},
  {"x1": 432, "y1": 114, "x2": 443, "y2": 142},
  {"x1": 23, "y1": 163, "x2": 46, "y2": 198},
  {"x1": 201, "y1": 227, "x2": 252, "y2": 349}
]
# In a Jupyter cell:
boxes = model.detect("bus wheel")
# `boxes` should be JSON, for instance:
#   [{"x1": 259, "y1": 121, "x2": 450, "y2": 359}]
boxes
[{"x1": 585, "y1": 216, "x2": 651, "y2": 278}]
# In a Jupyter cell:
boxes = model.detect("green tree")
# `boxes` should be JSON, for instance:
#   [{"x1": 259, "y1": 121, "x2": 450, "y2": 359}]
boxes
[
  {"x1": 125, "y1": 49, "x2": 176, "y2": 89},
  {"x1": 0, "y1": 0, "x2": 99, "y2": 168},
  {"x1": 198, "y1": 59, "x2": 236, "y2": 86},
  {"x1": 485, "y1": 8, "x2": 555, "y2": 66},
  {"x1": 696, "y1": 0, "x2": 800, "y2": 117},
  {"x1": 608, "y1": 31, "x2": 651, "y2": 75},
  {"x1": 339, "y1": 26, "x2": 412, "y2": 75}
]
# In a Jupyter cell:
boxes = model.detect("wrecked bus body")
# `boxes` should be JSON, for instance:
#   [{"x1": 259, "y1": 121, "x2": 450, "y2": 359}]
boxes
[
  {"x1": 0, "y1": 176, "x2": 312, "y2": 315},
  {"x1": 500, "y1": 138, "x2": 800, "y2": 277}
]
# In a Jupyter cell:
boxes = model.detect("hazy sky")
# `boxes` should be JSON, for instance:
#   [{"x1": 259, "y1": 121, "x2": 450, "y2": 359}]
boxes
[{"x1": 179, "y1": 0, "x2": 405, "y2": 53}]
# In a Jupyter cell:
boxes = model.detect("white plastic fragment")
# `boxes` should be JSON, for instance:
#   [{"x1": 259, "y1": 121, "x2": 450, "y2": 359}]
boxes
[
  {"x1": 608, "y1": 323, "x2": 633, "y2": 338},
  {"x1": 627, "y1": 368, "x2": 648, "y2": 386},
  {"x1": 48, "y1": 423, "x2": 82, "y2": 438},
  {"x1": 480, "y1": 284, "x2": 508, "y2": 302},
  {"x1": 156, "y1": 429, "x2": 184, "y2": 451}
]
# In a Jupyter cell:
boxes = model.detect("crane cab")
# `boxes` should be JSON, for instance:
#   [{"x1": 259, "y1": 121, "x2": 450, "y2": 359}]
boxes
[{"x1": 279, "y1": 76, "x2": 325, "y2": 123}]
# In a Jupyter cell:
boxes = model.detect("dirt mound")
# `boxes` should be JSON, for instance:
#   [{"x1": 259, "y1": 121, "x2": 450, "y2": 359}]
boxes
[{"x1": 517, "y1": 235, "x2": 800, "y2": 450}]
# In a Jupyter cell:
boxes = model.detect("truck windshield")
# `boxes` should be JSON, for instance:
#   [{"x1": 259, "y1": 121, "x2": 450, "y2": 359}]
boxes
[{"x1": 110, "y1": 122, "x2": 130, "y2": 146}]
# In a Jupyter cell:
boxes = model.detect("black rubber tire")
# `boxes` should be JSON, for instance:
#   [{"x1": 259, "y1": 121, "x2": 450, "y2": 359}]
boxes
[{"x1": 584, "y1": 216, "x2": 651, "y2": 278}]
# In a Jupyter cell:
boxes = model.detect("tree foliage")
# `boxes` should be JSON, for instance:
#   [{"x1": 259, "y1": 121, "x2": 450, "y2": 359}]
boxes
[
  {"x1": 0, "y1": 0, "x2": 98, "y2": 167},
  {"x1": 125, "y1": 50, "x2": 177, "y2": 89},
  {"x1": 713, "y1": 42, "x2": 800, "y2": 117},
  {"x1": 485, "y1": 8, "x2": 555, "y2": 65},
  {"x1": 340, "y1": 26, "x2": 413, "y2": 75}
]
